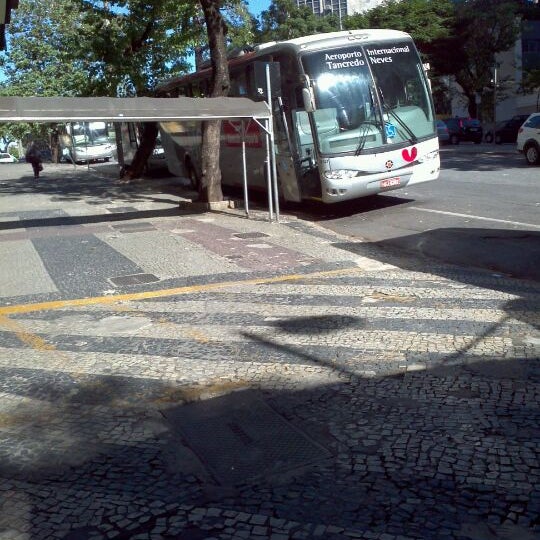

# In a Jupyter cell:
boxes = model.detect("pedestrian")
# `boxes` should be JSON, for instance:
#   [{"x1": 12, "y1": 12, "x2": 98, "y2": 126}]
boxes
[{"x1": 25, "y1": 141, "x2": 43, "y2": 179}]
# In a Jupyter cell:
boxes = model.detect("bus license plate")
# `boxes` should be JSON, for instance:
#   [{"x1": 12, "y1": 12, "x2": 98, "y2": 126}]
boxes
[{"x1": 380, "y1": 177, "x2": 401, "y2": 188}]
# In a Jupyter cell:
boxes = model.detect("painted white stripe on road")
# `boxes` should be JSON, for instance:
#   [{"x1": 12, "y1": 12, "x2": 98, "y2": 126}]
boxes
[{"x1": 409, "y1": 207, "x2": 540, "y2": 229}]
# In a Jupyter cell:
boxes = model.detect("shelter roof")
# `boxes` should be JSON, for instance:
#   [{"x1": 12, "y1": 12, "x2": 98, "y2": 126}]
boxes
[{"x1": 0, "y1": 96, "x2": 271, "y2": 122}]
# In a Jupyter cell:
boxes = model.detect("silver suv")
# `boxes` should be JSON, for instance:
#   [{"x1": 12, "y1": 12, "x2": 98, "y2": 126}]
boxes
[{"x1": 517, "y1": 112, "x2": 540, "y2": 165}]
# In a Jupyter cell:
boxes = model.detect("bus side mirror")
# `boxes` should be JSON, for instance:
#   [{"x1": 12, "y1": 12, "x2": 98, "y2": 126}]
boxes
[{"x1": 302, "y1": 88, "x2": 315, "y2": 112}]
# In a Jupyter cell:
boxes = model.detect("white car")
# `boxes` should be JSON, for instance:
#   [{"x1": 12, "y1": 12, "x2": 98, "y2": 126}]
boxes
[
  {"x1": 0, "y1": 152, "x2": 17, "y2": 163},
  {"x1": 516, "y1": 112, "x2": 540, "y2": 165}
]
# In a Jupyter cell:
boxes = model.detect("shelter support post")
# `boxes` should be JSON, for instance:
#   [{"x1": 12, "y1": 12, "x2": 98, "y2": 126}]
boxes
[
  {"x1": 266, "y1": 64, "x2": 280, "y2": 223},
  {"x1": 264, "y1": 119, "x2": 274, "y2": 221},
  {"x1": 241, "y1": 120, "x2": 249, "y2": 217}
]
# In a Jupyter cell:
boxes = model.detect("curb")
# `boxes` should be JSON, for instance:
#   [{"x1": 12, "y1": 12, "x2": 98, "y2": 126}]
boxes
[{"x1": 178, "y1": 199, "x2": 240, "y2": 211}]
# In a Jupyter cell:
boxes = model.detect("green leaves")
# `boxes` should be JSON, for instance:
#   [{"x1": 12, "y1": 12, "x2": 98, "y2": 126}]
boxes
[
  {"x1": 257, "y1": 0, "x2": 340, "y2": 42},
  {"x1": 0, "y1": 0, "x2": 201, "y2": 98}
]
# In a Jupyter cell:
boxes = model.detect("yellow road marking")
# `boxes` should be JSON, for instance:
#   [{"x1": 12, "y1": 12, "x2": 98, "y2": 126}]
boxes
[
  {"x1": 184, "y1": 328, "x2": 211, "y2": 344},
  {"x1": 0, "y1": 267, "x2": 360, "y2": 316},
  {"x1": 0, "y1": 315, "x2": 57, "y2": 351}
]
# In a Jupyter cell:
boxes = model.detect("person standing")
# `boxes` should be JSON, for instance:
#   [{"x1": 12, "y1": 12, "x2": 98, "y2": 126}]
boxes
[{"x1": 25, "y1": 141, "x2": 43, "y2": 179}]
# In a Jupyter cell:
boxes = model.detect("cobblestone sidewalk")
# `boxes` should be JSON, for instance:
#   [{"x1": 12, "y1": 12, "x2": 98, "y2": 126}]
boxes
[{"x1": 0, "y1": 165, "x2": 538, "y2": 540}]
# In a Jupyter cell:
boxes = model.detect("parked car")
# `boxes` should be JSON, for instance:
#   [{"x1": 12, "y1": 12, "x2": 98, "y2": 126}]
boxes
[
  {"x1": 517, "y1": 112, "x2": 540, "y2": 165},
  {"x1": 0, "y1": 152, "x2": 17, "y2": 163},
  {"x1": 436, "y1": 119, "x2": 450, "y2": 145},
  {"x1": 442, "y1": 117, "x2": 483, "y2": 144},
  {"x1": 484, "y1": 114, "x2": 530, "y2": 144}
]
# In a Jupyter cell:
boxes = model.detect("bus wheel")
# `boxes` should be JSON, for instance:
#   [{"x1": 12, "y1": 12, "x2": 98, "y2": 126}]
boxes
[{"x1": 186, "y1": 158, "x2": 200, "y2": 191}]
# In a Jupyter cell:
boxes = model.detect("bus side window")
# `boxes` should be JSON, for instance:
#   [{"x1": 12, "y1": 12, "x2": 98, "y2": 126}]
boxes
[{"x1": 230, "y1": 70, "x2": 248, "y2": 97}]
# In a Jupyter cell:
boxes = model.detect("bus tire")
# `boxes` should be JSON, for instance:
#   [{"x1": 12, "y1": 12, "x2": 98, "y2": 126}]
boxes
[{"x1": 185, "y1": 158, "x2": 200, "y2": 190}]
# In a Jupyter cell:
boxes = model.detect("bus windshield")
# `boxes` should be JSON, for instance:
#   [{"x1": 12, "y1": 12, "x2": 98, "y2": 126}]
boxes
[
  {"x1": 301, "y1": 40, "x2": 435, "y2": 156},
  {"x1": 72, "y1": 122, "x2": 111, "y2": 147}
]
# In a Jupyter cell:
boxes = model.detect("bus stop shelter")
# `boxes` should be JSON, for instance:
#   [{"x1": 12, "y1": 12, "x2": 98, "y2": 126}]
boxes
[{"x1": 0, "y1": 96, "x2": 276, "y2": 219}]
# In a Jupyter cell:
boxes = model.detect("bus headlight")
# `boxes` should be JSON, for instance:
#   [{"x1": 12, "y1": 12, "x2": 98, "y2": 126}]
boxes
[{"x1": 323, "y1": 170, "x2": 357, "y2": 180}]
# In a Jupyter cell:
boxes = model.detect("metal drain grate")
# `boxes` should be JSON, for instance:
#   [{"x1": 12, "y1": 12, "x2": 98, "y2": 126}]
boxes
[
  {"x1": 163, "y1": 390, "x2": 331, "y2": 486},
  {"x1": 109, "y1": 273, "x2": 160, "y2": 286},
  {"x1": 233, "y1": 232, "x2": 270, "y2": 239}
]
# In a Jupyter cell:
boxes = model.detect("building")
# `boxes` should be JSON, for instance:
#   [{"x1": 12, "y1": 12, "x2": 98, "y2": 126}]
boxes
[
  {"x1": 296, "y1": 0, "x2": 385, "y2": 18},
  {"x1": 495, "y1": 17, "x2": 540, "y2": 119}
]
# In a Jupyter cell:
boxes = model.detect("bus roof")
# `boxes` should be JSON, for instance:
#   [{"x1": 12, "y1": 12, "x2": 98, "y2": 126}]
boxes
[
  {"x1": 253, "y1": 29, "x2": 412, "y2": 54},
  {"x1": 157, "y1": 29, "x2": 413, "y2": 94}
]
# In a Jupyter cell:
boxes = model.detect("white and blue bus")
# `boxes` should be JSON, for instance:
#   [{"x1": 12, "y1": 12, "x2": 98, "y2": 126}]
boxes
[{"x1": 157, "y1": 29, "x2": 440, "y2": 203}]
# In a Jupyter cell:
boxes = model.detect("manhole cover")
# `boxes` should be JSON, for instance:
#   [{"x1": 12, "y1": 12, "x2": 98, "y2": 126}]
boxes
[
  {"x1": 233, "y1": 232, "x2": 270, "y2": 239},
  {"x1": 163, "y1": 390, "x2": 331, "y2": 485},
  {"x1": 109, "y1": 273, "x2": 160, "y2": 286}
]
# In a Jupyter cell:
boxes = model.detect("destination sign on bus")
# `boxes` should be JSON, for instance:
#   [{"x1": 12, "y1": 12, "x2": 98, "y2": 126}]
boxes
[
  {"x1": 325, "y1": 50, "x2": 365, "y2": 70},
  {"x1": 364, "y1": 44, "x2": 412, "y2": 65}
]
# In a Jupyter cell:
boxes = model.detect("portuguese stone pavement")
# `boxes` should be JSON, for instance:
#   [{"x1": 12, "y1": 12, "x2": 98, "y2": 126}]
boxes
[{"x1": 0, "y1": 163, "x2": 538, "y2": 540}]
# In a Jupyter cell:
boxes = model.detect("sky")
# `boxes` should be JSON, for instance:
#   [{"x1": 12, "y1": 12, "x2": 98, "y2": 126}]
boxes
[{"x1": 247, "y1": 0, "x2": 271, "y2": 19}]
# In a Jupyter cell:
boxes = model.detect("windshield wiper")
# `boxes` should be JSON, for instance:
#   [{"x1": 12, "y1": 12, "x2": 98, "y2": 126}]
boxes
[
  {"x1": 355, "y1": 85, "x2": 384, "y2": 155},
  {"x1": 355, "y1": 122, "x2": 375, "y2": 155}
]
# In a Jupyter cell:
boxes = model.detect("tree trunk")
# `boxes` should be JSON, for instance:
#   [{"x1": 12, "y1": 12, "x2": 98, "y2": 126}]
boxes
[
  {"x1": 119, "y1": 122, "x2": 158, "y2": 181},
  {"x1": 200, "y1": 120, "x2": 223, "y2": 201},
  {"x1": 198, "y1": 0, "x2": 230, "y2": 203}
]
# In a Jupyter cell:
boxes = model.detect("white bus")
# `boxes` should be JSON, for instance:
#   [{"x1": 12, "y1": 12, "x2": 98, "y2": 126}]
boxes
[
  {"x1": 157, "y1": 30, "x2": 440, "y2": 203},
  {"x1": 60, "y1": 121, "x2": 116, "y2": 164}
]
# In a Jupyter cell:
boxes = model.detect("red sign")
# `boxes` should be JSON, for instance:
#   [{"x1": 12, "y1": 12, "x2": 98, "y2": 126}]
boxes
[{"x1": 223, "y1": 121, "x2": 262, "y2": 148}]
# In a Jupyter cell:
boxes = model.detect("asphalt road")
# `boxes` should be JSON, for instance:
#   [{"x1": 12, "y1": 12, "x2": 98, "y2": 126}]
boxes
[{"x1": 297, "y1": 143, "x2": 540, "y2": 282}]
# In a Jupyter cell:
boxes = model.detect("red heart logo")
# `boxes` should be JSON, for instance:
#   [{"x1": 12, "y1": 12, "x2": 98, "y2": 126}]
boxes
[{"x1": 402, "y1": 147, "x2": 417, "y2": 162}]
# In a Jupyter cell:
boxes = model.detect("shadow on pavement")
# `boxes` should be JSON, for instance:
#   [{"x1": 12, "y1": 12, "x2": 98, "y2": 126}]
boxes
[
  {"x1": 0, "y1": 313, "x2": 538, "y2": 539},
  {"x1": 0, "y1": 206, "x2": 187, "y2": 231},
  {"x1": 0, "y1": 163, "x2": 193, "y2": 209},
  {"x1": 333, "y1": 227, "x2": 540, "y2": 283}
]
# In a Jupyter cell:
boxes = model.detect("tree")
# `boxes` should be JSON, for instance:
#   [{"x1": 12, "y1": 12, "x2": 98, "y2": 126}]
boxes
[
  {"x1": 257, "y1": 0, "x2": 339, "y2": 43},
  {"x1": 428, "y1": 0, "x2": 522, "y2": 118},
  {"x1": 196, "y1": 0, "x2": 230, "y2": 203},
  {"x1": 0, "y1": 0, "x2": 200, "y2": 169},
  {"x1": 77, "y1": 0, "x2": 199, "y2": 97},
  {"x1": 347, "y1": 0, "x2": 454, "y2": 47}
]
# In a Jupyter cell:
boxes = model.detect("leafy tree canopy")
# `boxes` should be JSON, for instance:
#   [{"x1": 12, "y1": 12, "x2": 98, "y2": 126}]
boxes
[
  {"x1": 257, "y1": 0, "x2": 339, "y2": 42},
  {"x1": 430, "y1": 0, "x2": 522, "y2": 116},
  {"x1": 345, "y1": 0, "x2": 454, "y2": 48}
]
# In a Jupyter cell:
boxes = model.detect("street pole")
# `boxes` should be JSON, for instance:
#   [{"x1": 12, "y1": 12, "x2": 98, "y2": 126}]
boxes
[{"x1": 493, "y1": 64, "x2": 498, "y2": 144}]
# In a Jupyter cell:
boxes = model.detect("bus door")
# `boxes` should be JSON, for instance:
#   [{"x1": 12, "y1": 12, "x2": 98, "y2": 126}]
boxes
[
  {"x1": 273, "y1": 97, "x2": 301, "y2": 202},
  {"x1": 291, "y1": 105, "x2": 329, "y2": 200}
]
